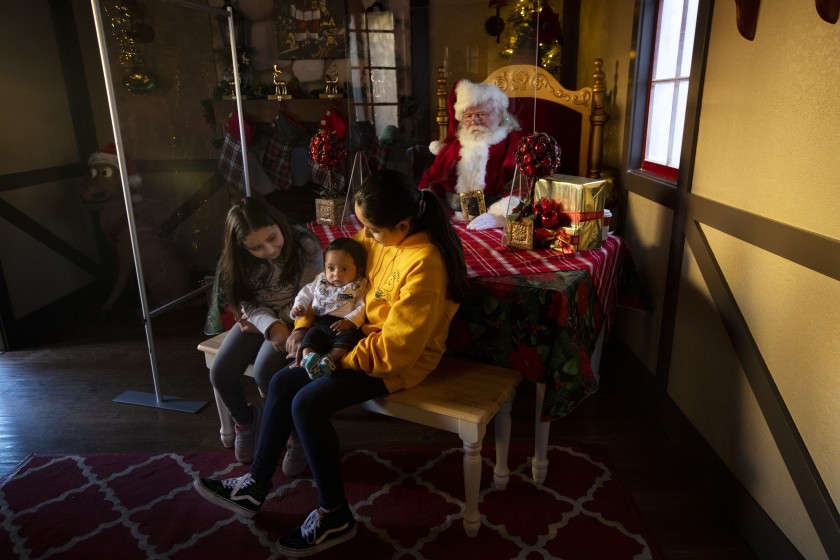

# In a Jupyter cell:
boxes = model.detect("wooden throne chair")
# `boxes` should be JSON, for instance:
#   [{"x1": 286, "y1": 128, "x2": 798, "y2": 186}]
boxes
[{"x1": 431, "y1": 58, "x2": 608, "y2": 179}]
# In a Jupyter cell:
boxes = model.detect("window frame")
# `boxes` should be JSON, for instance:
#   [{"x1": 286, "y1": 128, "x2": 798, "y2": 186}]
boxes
[{"x1": 639, "y1": 0, "x2": 699, "y2": 181}]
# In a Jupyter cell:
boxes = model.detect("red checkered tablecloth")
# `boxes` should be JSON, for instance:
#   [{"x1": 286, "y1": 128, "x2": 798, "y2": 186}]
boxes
[{"x1": 306, "y1": 215, "x2": 625, "y2": 332}]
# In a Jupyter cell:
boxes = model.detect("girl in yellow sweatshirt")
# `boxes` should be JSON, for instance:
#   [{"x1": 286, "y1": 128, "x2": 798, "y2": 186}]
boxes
[{"x1": 194, "y1": 170, "x2": 469, "y2": 556}]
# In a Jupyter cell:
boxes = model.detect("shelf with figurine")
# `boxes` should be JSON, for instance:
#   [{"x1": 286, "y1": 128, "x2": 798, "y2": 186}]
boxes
[{"x1": 212, "y1": 64, "x2": 347, "y2": 125}]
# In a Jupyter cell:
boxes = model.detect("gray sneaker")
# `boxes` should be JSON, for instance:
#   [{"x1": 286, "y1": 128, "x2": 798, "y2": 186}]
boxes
[
  {"x1": 234, "y1": 403, "x2": 261, "y2": 464},
  {"x1": 282, "y1": 442, "x2": 309, "y2": 477}
]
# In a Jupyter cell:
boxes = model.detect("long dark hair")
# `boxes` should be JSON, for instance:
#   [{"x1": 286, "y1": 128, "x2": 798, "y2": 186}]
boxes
[
  {"x1": 219, "y1": 197, "x2": 303, "y2": 309},
  {"x1": 354, "y1": 169, "x2": 469, "y2": 302}
]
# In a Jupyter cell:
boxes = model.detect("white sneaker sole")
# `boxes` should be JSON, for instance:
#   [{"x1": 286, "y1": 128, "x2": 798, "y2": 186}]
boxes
[
  {"x1": 277, "y1": 524, "x2": 357, "y2": 557},
  {"x1": 192, "y1": 479, "x2": 259, "y2": 519}
]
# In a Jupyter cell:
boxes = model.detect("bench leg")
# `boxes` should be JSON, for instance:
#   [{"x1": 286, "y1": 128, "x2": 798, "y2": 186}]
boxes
[
  {"x1": 532, "y1": 382, "x2": 549, "y2": 484},
  {"x1": 214, "y1": 388, "x2": 235, "y2": 448},
  {"x1": 493, "y1": 390, "x2": 515, "y2": 490},
  {"x1": 462, "y1": 438, "x2": 484, "y2": 537}
]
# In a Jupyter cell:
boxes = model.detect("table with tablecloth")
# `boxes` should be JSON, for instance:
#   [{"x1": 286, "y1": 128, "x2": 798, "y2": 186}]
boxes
[{"x1": 306, "y1": 215, "x2": 625, "y2": 422}]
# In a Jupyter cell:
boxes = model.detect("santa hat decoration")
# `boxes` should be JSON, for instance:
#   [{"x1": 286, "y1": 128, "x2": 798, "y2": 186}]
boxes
[
  {"x1": 319, "y1": 108, "x2": 348, "y2": 139},
  {"x1": 429, "y1": 79, "x2": 511, "y2": 156},
  {"x1": 224, "y1": 113, "x2": 255, "y2": 147},
  {"x1": 87, "y1": 142, "x2": 143, "y2": 202}
]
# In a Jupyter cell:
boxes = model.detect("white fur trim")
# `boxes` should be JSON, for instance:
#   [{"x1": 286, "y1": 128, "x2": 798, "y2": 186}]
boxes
[
  {"x1": 429, "y1": 140, "x2": 444, "y2": 156},
  {"x1": 455, "y1": 140, "x2": 489, "y2": 193},
  {"x1": 488, "y1": 194, "x2": 521, "y2": 216},
  {"x1": 88, "y1": 151, "x2": 119, "y2": 168}
]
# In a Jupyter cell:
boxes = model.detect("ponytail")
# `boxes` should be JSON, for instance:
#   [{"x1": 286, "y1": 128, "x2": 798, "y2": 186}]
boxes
[
  {"x1": 413, "y1": 190, "x2": 470, "y2": 302},
  {"x1": 355, "y1": 170, "x2": 469, "y2": 302}
]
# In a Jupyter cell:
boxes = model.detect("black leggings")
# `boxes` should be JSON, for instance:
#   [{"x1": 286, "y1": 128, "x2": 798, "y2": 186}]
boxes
[
  {"x1": 249, "y1": 362, "x2": 388, "y2": 508},
  {"x1": 300, "y1": 315, "x2": 364, "y2": 354}
]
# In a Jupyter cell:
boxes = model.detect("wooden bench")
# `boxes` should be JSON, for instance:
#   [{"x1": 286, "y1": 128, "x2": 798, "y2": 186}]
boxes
[{"x1": 198, "y1": 331, "x2": 522, "y2": 537}]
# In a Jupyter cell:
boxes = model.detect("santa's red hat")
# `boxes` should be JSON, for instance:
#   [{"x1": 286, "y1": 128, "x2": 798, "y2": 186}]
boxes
[
  {"x1": 88, "y1": 142, "x2": 143, "y2": 202},
  {"x1": 429, "y1": 79, "x2": 510, "y2": 155}
]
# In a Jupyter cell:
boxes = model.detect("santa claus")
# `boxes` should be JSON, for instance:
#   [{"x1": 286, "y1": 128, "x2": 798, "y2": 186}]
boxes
[{"x1": 417, "y1": 79, "x2": 524, "y2": 215}]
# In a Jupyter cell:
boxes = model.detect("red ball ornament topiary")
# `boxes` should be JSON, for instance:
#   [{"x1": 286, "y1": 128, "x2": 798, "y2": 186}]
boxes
[
  {"x1": 309, "y1": 129, "x2": 347, "y2": 172},
  {"x1": 515, "y1": 132, "x2": 561, "y2": 179}
]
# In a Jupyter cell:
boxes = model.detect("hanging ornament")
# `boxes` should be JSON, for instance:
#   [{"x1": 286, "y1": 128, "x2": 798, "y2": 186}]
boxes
[
  {"x1": 123, "y1": 68, "x2": 157, "y2": 93},
  {"x1": 102, "y1": 0, "x2": 157, "y2": 93}
]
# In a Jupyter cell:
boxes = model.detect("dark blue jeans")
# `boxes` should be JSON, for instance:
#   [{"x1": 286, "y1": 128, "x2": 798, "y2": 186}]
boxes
[{"x1": 250, "y1": 362, "x2": 388, "y2": 509}]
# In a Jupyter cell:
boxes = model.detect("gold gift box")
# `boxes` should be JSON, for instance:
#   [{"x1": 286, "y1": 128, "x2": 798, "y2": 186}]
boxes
[{"x1": 533, "y1": 174, "x2": 606, "y2": 250}]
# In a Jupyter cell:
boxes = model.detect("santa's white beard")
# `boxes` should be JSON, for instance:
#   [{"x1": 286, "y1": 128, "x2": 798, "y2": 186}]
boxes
[{"x1": 455, "y1": 123, "x2": 510, "y2": 193}]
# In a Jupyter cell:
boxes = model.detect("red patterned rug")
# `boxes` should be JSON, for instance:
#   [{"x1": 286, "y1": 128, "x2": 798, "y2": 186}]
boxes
[{"x1": 0, "y1": 442, "x2": 661, "y2": 559}]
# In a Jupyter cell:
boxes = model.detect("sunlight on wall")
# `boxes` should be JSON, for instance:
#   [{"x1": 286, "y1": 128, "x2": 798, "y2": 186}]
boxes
[{"x1": 682, "y1": 2, "x2": 839, "y2": 558}]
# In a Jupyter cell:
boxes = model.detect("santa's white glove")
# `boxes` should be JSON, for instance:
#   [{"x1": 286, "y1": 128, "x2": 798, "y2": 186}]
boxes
[
  {"x1": 467, "y1": 195, "x2": 521, "y2": 230},
  {"x1": 467, "y1": 212, "x2": 506, "y2": 230}
]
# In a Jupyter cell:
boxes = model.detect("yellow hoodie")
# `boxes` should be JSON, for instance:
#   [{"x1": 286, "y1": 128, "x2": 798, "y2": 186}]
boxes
[{"x1": 297, "y1": 229, "x2": 459, "y2": 393}]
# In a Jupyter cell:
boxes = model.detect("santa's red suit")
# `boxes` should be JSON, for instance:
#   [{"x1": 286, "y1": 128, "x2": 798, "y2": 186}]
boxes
[{"x1": 417, "y1": 79, "x2": 523, "y2": 206}]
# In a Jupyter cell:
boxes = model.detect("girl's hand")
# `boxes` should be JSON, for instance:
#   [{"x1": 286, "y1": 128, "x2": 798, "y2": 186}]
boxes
[
  {"x1": 267, "y1": 321, "x2": 291, "y2": 353},
  {"x1": 285, "y1": 328, "x2": 307, "y2": 359},
  {"x1": 330, "y1": 319, "x2": 355, "y2": 333},
  {"x1": 238, "y1": 318, "x2": 259, "y2": 334}
]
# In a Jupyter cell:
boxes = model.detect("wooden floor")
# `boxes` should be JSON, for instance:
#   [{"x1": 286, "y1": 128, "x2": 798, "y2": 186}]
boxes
[{"x1": 0, "y1": 292, "x2": 759, "y2": 559}]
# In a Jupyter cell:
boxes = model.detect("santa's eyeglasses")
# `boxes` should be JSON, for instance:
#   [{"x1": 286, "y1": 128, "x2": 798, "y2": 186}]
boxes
[{"x1": 461, "y1": 110, "x2": 493, "y2": 122}]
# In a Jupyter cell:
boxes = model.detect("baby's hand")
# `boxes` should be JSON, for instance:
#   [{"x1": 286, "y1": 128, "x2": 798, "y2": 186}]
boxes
[
  {"x1": 290, "y1": 304, "x2": 305, "y2": 320},
  {"x1": 331, "y1": 319, "x2": 355, "y2": 333}
]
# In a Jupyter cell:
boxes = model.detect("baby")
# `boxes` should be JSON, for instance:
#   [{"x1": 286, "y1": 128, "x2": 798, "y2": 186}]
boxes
[{"x1": 290, "y1": 237, "x2": 367, "y2": 379}]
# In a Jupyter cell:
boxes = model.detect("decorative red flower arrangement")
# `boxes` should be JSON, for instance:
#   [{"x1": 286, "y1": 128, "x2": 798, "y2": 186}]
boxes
[
  {"x1": 514, "y1": 196, "x2": 574, "y2": 249},
  {"x1": 309, "y1": 128, "x2": 347, "y2": 197}
]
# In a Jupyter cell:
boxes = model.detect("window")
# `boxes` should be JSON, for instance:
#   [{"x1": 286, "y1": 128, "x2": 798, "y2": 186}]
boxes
[
  {"x1": 641, "y1": 0, "x2": 699, "y2": 180},
  {"x1": 348, "y1": 11, "x2": 402, "y2": 137}
]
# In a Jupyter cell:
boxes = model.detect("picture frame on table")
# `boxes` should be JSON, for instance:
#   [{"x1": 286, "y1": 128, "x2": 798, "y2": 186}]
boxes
[{"x1": 459, "y1": 190, "x2": 487, "y2": 223}]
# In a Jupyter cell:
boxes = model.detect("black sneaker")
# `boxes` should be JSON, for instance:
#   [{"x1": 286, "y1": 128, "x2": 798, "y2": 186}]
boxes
[
  {"x1": 277, "y1": 503, "x2": 357, "y2": 557},
  {"x1": 192, "y1": 473, "x2": 270, "y2": 518}
]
